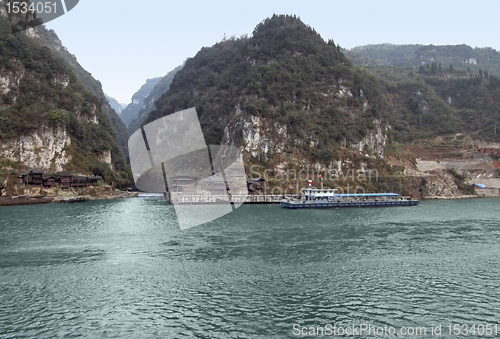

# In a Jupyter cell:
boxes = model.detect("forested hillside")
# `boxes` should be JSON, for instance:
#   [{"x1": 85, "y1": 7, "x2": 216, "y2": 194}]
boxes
[
  {"x1": 146, "y1": 15, "x2": 387, "y2": 163},
  {"x1": 0, "y1": 8, "x2": 130, "y2": 187},
  {"x1": 346, "y1": 44, "x2": 500, "y2": 76}
]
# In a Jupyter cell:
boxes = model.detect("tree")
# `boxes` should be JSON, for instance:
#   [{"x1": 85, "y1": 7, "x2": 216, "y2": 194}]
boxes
[
  {"x1": 279, "y1": 100, "x2": 286, "y2": 116},
  {"x1": 431, "y1": 62, "x2": 437, "y2": 74}
]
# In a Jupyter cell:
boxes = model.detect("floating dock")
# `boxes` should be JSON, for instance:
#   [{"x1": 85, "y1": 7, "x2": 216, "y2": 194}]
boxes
[{"x1": 167, "y1": 194, "x2": 285, "y2": 204}]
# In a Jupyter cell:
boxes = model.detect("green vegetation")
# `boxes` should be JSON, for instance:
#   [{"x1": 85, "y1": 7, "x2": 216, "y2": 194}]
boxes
[
  {"x1": 449, "y1": 168, "x2": 475, "y2": 195},
  {"x1": 346, "y1": 44, "x2": 500, "y2": 142},
  {"x1": 36, "y1": 28, "x2": 130, "y2": 162},
  {"x1": 365, "y1": 66, "x2": 500, "y2": 143},
  {"x1": 346, "y1": 44, "x2": 500, "y2": 76},
  {"x1": 137, "y1": 15, "x2": 499, "y2": 195},
  {"x1": 146, "y1": 14, "x2": 387, "y2": 162},
  {"x1": 0, "y1": 17, "x2": 131, "y2": 188},
  {"x1": 47, "y1": 109, "x2": 69, "y2": 127}
]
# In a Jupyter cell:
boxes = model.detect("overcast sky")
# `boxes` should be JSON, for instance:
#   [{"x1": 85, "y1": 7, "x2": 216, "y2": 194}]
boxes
[{"x1": 45, "y1": 0, "x2": 500, "y2": 104}]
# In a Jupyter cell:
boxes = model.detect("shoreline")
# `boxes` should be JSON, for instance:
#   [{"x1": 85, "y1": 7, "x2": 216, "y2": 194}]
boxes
[
  {"x1": 4, "y1": 191, "x2": 499, "y2": 206},
  {"x1": 52, "y1": 190, "x2": 139, "y2": 202},
  {"x1": 422, "y1": 194, "x2": 499, "y2": 200}
]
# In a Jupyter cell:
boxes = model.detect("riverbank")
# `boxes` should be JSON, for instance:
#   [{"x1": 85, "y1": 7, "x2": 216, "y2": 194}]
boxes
[
  {"x1": 52, "y1": 189, "x2": 139, "y2": 202},
  {"x1": 423, "y1": 194, "x2": 479, "y2": 200},
  {"x1": 6, "y1": 184, "x2": 140, "y2": 202}
]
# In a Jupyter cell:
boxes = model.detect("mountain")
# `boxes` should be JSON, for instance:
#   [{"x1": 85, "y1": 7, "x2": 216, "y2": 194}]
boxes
[
  {"x1": 35, "y1": 28, "x2": 130, "y2": 162},
  {"x1": 147, "y1": 14, "x2": 386, "y2": 150},
  {"x1": 343, "y1": 44, "x2": 500, "y2": 198},
  {"x1": 345, "y1": 44, "x2": 500, "y2": 75},
  {"x1": 341, "y1": 43, "x2": 500, "y2": 143},
  {"x1": 127, "y1": 64, "x2": 183, "y2": 134},
  {"x1": 139, "y1": 15, "x2": 500, "y2": 198},
  {"x1": 142, "y1": 15, "x2": 400, "y2": 190},
  {"x1": 104, "y1": 94, "x2": 123, "y2": 115},
  {"x1": 0, "y1": 1, "x2": 131, "y2": 188},
  {"x1": 119, "y1": 77, "x2": 161, "y2": 127}
]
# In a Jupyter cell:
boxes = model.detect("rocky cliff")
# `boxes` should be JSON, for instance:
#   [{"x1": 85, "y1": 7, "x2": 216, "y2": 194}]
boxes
[
  {"x1": 120, "y1": 77, "x2": 161, "y2": 127},
  {"x1": 105, "y1": 94, "x2": 123, "y2": 115},
  {"x1": 0, "y1": 4, "x2": 130, "y2": 187},
  {"x1": 146, "y1": 15, "x2": 388, "y2": 176},
  {"x1": 140, "y1": 15, "x2": 499, "y2": 198},
  {"x1": 36, "y1": 27, "x2": 130, "y2": 160},
  {"x1": 127, "y1": 65, "x2": 183, "y2": 134}
]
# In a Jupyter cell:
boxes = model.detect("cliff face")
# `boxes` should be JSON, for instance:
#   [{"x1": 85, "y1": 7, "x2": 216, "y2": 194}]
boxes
[
  {"x1": 120, "y1": 77, "x2": 161, "y2": 127},
  {"x1": 105, "y1": 94, "x2": 123, "y2": 115},
  {"x1": 0, "y1": 126, "x2": 71, "y2": 171},
  {"x1": 0, "y1": 8, "x2": 130, "y2": 186},
  {"x1": 127, "y1": 65, "x2": 183, "y2": 134},
  {"x1": 138, "y1": 15, "x2": 500, "y2": 198},
  {"x1": 36, "y1": 28, "x2": 130, "y2": 160},
  {"x1": 146, "y1": 15, "x2": 389, "y2": 178}
]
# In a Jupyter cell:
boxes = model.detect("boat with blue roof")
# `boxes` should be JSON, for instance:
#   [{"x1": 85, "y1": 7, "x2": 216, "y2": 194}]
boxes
[{"x1": 280, "y1": 187, "x2": 419, "y2": 209}]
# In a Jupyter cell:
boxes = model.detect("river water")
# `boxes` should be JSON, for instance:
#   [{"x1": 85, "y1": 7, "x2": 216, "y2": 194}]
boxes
[{"x1": 1, "y1": 198, "x2": 500, "y2": 338}]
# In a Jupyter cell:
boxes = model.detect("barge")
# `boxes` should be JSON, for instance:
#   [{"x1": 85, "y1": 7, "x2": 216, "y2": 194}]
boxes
[
  {"x1": 280, "y1": 188, "x2": 418, "y2": 209},
  {"x1": 0, "y1": 195, "x2": 55, "y2": 206}
]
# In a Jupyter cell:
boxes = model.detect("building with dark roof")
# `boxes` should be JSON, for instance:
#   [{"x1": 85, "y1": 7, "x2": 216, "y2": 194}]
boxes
[
  {"x1": 72, "y1": 176, "x2": 90, "y2": 188},
  {"x1": 43, "y1": 175, "x2": 58, "y2": 187},
  {"x1": 21, "y1": 170, "x2": 45, "y2": 185},
  {"x1": 57, "y1": 172, "x2": 73, "y2": 189}
]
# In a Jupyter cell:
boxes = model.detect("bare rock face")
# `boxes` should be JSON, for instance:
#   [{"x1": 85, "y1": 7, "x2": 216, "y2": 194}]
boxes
[
  {"x1": 99, "y1": 149, "x2": 113, "y2": 170},
  {"x1": 223, "y1": 112, "x2": 289, "y2": 159},
  {"x1": 423, "y1": 172, "x2": 460, "y2": 197},
  {"x1": 223, "y1": 104, "x2": 391, "y2": 168},
  {"x1": 0, "y1": 0, "x2": 8, "y2": 19},
  {"x1": 0, "y1": 126, "x2": 72, "y2": 171},
  {"x1": 0, "y1": 60, "x2": 25, "y2": 96},
  {"x1": 350, "y1": 119, "x2": 389, "y2": 157}
]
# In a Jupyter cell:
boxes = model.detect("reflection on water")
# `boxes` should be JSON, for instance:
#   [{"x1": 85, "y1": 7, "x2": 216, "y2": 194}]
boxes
[{"x1": 1, "y1": 198, "x2": 500, "y2": 338}]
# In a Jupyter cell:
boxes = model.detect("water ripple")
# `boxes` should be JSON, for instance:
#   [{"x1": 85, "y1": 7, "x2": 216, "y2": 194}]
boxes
[{"x1": 1, "y1": 198, "x2": 500, "y2": 338}]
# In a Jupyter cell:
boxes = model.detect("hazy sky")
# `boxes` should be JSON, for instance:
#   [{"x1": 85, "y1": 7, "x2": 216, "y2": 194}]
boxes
[{"x1": 45, "y1": 0, "x2": 500, "y2": 104}]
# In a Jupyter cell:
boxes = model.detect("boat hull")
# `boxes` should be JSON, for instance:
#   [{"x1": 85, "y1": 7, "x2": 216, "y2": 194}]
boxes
[
  {"x1": 0, "y1": 196, "x2": 55, "y2": 206},
  {"x1": 280, "y1": 200, "x2": 419, "y2": 208}
]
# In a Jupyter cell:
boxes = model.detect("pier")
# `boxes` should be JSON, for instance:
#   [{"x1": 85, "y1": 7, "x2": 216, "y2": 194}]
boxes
[{"x1": 167, "y1": 194, "x2": 285, "y2": 204}]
